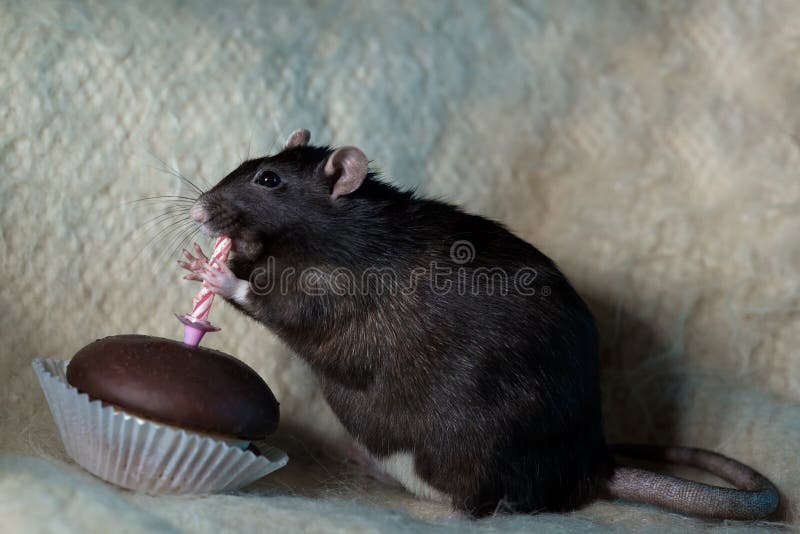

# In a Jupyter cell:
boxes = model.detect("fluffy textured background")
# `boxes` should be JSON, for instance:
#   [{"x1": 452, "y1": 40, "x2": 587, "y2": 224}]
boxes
[{"x1": 1, "y1": 0, "x2": 798, "y2": 532}]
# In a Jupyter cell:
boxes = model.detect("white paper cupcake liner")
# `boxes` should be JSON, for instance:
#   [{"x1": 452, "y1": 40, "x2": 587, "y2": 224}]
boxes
[{"x1": 33, "y1": 358, "x2": 288, "y2": 494}]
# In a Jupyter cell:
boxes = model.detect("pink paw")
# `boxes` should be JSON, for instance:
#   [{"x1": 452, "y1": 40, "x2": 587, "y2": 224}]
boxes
[
  {"x1": 178, "y1": 243, "x2": 209, "y2": 278},
  {"x1": 178, "y1": 243, "x2": 241, "y2": 299}
]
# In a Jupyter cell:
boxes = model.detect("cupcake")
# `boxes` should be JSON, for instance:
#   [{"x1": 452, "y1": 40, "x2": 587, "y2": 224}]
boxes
[{"x1": 33, "y1": 334, "x2": 288, "y2": 494}]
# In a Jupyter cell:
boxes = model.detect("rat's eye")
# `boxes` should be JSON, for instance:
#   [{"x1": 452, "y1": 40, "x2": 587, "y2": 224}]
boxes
[{"x1": 254, "y1": 170, "x2": 281, "y2": 188}]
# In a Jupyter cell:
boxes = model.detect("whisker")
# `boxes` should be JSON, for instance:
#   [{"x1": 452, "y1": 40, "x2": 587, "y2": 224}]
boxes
[
  {"x1": 148, "y1": 158, "x2": 203, "y2": 192},
  {"x1": 265, "y1": 108, "x2": 285, "y2": 156},
  {"x1": 164, "y1": 212, "x2": 221, "y2": 263},
  {"x1": 266, "y1": 135, "x2": 279, "y2": 156},
  {"x1": 128, "y1": 195, "x2": 197, "y2": 204},
  {"x1": 267, "y1": 108, "x2": 283, "y2": 140},
  {"x1": 195, "y1": 172, "x2": 215, "y2": 191},
  {"x1": 147, "y1": 154, "x2": 207, "y2": 195},
  {"x1": 133, "y1": 218, "x2": 194, "y2": 265},
  {"x1": 151, "y1": 222, "x2": 197, "y2": 268},
  {"x1": 140, "y1": 209, "x2": 191, "y2": 230},
  {"x1": 157, "y1": 220, "x2": 201, "y2": 266},
  {"x1": 132, "y1": 203, "x2": 193, "y2": 215},
  {"x1": 170, "y1": 226, "x2": 203, "y2": 267},
  {"x1": 150, "y1": 173, "x2": 200, "y2": 195},
  {"x1": 131, "y1": 201, "x2": 195, "y2": 211},
  {"x1": 179, "y1": 174, "x2": 205, "y2": 196}
]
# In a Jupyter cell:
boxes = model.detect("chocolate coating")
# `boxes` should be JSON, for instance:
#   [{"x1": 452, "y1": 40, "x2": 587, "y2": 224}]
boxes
[{"x1": 67, "y1": 335, "x2": 279, "y2": 440}]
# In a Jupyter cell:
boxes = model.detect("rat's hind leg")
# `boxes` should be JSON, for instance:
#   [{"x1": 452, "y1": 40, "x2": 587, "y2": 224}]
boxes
[
  {"x1": 372, "y1": 451, "x2": 452, "y2": 504},
  {"x1": 345, "y1": 442, "x2": 402, "y2": 488}
]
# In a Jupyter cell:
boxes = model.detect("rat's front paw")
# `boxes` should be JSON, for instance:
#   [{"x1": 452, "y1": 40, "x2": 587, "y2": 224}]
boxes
[
  {"x1": 179, "y1": 243, "x2": 249, "y2": 303},
  {"x1": 178, "y1": 243, "x2": 210, "y2": 281},
  {"x1": 200, "y1": 260, "x2": 249, "y2": 302}
]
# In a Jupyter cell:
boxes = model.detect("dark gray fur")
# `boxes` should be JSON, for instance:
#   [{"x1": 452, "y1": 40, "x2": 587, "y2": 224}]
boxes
[{"x1": 192, "y1": 135, "x2": 779, "y2": 519}]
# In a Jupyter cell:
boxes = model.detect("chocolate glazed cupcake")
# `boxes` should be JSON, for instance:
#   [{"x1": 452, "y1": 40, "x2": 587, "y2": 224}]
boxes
[{"x1": 33, "y1": 335, "x2": 288, "y2": 494}]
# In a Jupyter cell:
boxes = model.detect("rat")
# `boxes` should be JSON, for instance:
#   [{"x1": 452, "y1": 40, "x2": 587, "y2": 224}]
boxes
[{"x1": 179, "y1": 128, "x2": 779, "y2": 519}]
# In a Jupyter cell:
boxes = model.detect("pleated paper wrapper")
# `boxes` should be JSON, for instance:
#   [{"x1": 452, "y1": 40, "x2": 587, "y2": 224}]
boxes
[{"x1": 33, "y1": 358, "x2": 288, "y2": 494}]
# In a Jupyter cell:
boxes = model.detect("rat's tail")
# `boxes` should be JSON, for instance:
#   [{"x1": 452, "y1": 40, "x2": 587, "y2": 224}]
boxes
[{"x1": 604, "y1": 444, "x2": 779, "y2": 520}]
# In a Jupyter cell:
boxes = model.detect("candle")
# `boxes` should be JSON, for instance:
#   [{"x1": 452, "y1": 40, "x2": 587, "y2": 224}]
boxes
[
  {"x1": 189, "y1": 236, "x2": 232, "y2": 322},
  {"x1": 178, "y1": 235, "x2": 232, "y2": 347}
]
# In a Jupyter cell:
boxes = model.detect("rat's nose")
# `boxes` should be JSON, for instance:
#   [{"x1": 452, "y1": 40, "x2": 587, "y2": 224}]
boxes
[{"x1": 190, "y1": 202, "x2": 209, "y2": 224}]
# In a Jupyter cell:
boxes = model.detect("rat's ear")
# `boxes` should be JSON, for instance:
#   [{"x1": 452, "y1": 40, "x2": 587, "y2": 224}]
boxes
[
  {"x1": 284, "y1": 129, "x2": 310, "y2": 149},
  {"x1": 324, "y1": 147, "x2": 368, "y2": 199}
]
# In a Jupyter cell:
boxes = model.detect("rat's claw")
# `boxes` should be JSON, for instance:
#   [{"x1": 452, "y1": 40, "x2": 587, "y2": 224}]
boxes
[
  {"x1": 178, "y1": 255, "x2": 207, "y2": 274},
  {"x1": 181, "y1": 249, "x2": 201, "y2": 265},
  {"x1": 193, "y1": 243, "x2": 209, "y2": 263}
]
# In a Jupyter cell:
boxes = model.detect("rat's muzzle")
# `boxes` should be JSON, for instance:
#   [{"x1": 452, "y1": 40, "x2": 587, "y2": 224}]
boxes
[
  {"x1": 190, "y1": 202, "x2": 209, "y2": 225},
  {"x1": 191, "y1": 194, "x2": 241, "y2": 239}
]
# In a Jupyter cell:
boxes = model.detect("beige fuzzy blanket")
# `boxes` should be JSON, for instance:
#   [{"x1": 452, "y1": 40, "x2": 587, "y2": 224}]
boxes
[{"x1": 1, "y1": 1, "x2": 798, "y2": 532}]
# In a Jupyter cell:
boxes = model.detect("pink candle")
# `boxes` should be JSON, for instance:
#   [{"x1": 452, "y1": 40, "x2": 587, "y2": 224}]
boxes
[
  {"x1": 178, "y1": 235, "x2": 232, "y2": 347},
  {"x1": 189, "y1": 236, "x2": 232, "y2": 322}
]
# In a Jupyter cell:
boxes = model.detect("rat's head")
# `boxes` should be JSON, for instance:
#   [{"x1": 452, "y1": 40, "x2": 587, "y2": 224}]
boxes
[{"x1": 190, "y1": 129, "x2": 368, "y2": 254}]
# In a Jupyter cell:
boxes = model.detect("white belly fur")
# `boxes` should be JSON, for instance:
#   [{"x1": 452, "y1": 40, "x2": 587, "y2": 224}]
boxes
[{"x1": 370, "y1": 449, "x2": 451, "y2": 504}]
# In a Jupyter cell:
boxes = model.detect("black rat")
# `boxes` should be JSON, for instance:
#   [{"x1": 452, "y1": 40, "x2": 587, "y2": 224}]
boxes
[{"x1": 179, "y1": 128, "x2": 779, "y2": 519}]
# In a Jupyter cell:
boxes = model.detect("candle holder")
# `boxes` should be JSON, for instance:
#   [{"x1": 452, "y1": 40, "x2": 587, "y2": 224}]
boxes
[{"x1": 176, "y1": 314, "x2": 220, "y2": 347}]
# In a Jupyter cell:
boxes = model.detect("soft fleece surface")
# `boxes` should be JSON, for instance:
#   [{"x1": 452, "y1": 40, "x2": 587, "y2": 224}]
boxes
[{"x1": 1, "y1": 1, "x2": 798, "y2": 532}]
